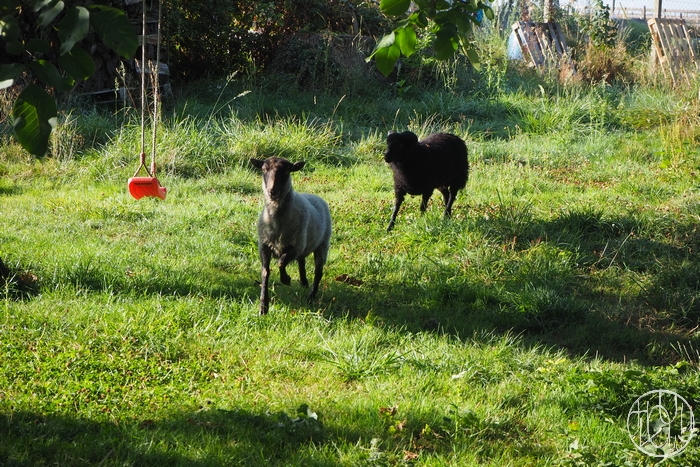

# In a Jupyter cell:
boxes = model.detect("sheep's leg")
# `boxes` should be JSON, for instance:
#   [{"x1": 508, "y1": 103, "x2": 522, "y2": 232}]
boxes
[
  {"x1": 439, "y1": 187, "x2": 455, "y2": 217},
  {"x1": 420, "y1": 192, "x2": 432, "y2": 212},
  {"x1": 259, "y1": 244, "x2": 272, "y2": 315},
  {"x1": 387, "y1": 190, "x2": 406, "y2": 232},
  {"x1": 298, "y1": 256, "x2": 309, "y2": 287},
  {"x1": 308, "y1": 250, "x2": 325, "y2": 303},
  {"x1": 278, "y1": 245, "x2": 297, "y2": 286}
]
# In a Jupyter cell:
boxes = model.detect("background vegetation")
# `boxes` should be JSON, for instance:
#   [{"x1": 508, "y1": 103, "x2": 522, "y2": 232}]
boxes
[{"x1": 2, "y1": 1, "x2": 700, "y2": 465}]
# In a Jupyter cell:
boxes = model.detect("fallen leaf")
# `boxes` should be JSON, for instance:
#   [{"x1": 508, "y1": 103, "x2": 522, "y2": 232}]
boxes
[{"x1": 335, "y1": 274, "x2": 363, "y2": 286}]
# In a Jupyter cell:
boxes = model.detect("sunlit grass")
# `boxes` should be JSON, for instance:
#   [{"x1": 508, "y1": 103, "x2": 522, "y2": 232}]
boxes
[{"x1": 1, "y1": 81, "x2": 700, "y2": 466}]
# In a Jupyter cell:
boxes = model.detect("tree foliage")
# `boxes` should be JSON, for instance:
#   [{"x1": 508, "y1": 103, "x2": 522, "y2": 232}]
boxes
[
  {"x1": 580, "y1": 0, "x2": 616, "y2": 49},
  {"x1": 167, "y1": 0, "x2": 388, "y2": 81},
  {"x1": 0, "y1": 0, "x2": 137, "y2": 157},
  {"x1": 368, "y1": 0, "x2": 494, "y2": 76}
]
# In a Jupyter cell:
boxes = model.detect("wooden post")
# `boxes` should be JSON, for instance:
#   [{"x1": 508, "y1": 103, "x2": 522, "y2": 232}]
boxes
[{"x1": 651, "y1": 0, "x2": 662, "y2": 67}]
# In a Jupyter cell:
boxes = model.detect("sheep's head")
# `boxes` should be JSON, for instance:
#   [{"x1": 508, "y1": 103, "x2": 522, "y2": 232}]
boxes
[
  {"x1": 384, "y1": 131, "x2": 419, "y2": 163},
  {"x1": 250, "y1": 157, "x2": 305, "y2": 201}
]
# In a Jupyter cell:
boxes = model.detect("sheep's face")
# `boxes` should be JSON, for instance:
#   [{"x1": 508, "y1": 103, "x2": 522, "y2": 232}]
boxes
[
  {"x1": 250, "y1": 157, "x2": 305, "y2": 201},
  {"x1": 384, "y1": 131, "x2": 419, "y2": 163}
]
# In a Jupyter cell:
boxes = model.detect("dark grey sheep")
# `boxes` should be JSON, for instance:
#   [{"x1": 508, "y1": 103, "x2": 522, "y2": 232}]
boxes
[
  {"x1": 383, "y1": 131, "x2": 469, "y2": 232},
  {"x1": 250, "y1": 156, "x2": 332, "y2": 315}
]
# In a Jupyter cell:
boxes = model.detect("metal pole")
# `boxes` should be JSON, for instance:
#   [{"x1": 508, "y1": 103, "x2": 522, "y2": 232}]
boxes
[{"x1": 654, "y1": 0, "x2": 662, "y2": 18}]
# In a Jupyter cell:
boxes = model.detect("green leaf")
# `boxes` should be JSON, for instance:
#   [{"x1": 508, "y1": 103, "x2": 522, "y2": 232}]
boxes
[
  {"x1": 434, "y1": 27, "x2": 458, "y2": 60},
  {"x1": 1, "y1": 0, "x2": 21, "y2": 14},
  {"x1": 420, "y1": 4, "x2": 437, "y2": 19},
  {"x1": 26, "y1": 39, "x2": 51, "y2": 54},
  {"x1": 375, "y1": 32, "x2": 396, "y2": 50},
  {"x1": 5, "y1": 39, "x2": 22, "y2": 54},
  {"x1": 29, "y1": 60, "x2": 75, "y2": 91},
  {"x1": 394, "y1": 26, "x2": 416, "y2": 58},
  {"x1": 0, "y1": 14, "x2": 21, "y2": 55},
  {"x1": 0, "y1": 62, "x2": 24, "y2": 89},
  {"x1": 33, "y1": 0, "x2": 56, "y2": 12},
  {"x1": 380, "y1": 0, "x2": 410, "y2": 17},
  {"x1": 443, "y1": 8, "x2": 473, "y2": 31},
  {"x1": 367, "y1": 31, "x2": 394, "y2": 61},
  {"x1": 483, "y1": 5, "x2": 495, "y2": 21},
  {"x1": 0, "y1": 14, "x2": 19, "y2": 41},
  {"x1": 408, "y1": 11, "x2": 428, "y2": 28},
  {"x1": 414, "y1": 0, "x2": 436, "y2": 16},
  {"x1": 12, "y1": 83, "x2": 57, "y2": 158},
  {"x1": 37, "y1": 0, "x2": 64, "y2": 27},
  {"x1": 465, "y1": 45, "x2": 481, "y2": 70},
  {"x1": 57, "y1": 6, "x2": 88, "y2": 56},
  {"x1": 89, "y1": 5, "x2": 139, "y2": 58},
  {"x1": 58, "y1": 45, "x2": 94, "y2": 81},
  {"x1": 374, "y1": 42, "x2": 400, "y2": 77}
]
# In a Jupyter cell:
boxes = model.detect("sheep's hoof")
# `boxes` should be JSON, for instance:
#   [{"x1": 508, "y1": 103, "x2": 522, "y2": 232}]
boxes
[{"x1": 280, "y1": 272, "x2": 291, "y2": 285}]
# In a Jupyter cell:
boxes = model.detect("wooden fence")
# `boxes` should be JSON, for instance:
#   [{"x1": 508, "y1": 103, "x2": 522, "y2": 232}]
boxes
[
  {"x1": 609, "y1": 7, "x2": 700, "y2": 25},
  {"x1": 574, "y1": 5, "x2": 700, "y2": 25}
]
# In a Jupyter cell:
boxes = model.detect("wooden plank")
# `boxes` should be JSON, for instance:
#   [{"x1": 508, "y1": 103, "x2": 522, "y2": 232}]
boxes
[
  {"x1": 553, "y1": 22, "x2": 572, "y2": 59},
  {"x1": 647, "y1": 17, "x2": 697, "y2": 85},
  {"x1": 535, "y1": 24, "x2": 553, "y2": 64},
  {"x1": 513, "y1": 22, "x2": 544, "y2": 67},
  {"x1": 512, "y1": 22, "x2": 539, "y2": 67},
  {"x1": 547, "y1": 22, "x2": 564, "y2": 57},
  {"x1": 649, "y1": 18, "x2": 674, "y2": 82},
  {"x1": 511, "y1": 21, "x2": 574, "y2": 74}
]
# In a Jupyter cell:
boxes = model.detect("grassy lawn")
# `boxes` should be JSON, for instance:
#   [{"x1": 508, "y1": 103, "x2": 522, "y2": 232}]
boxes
[{"x1": 1, "y1": 78, "x2": 700, "y2": 465}]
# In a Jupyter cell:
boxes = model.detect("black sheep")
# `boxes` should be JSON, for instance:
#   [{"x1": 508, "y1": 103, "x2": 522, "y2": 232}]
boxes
[{"x1": 383, "y1": 131, "x2": 469, "y2": 232}]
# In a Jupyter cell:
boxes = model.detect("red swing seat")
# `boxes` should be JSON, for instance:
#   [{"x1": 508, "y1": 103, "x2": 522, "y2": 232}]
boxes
[
  {"x1": 128, "y1": 176, "x2": 167, "y2": 200},
  {"x1": 128, "y1": 153, "x2": 167, "y2": 200}
]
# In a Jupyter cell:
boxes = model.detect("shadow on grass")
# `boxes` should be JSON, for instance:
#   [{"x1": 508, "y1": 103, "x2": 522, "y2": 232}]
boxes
[
  {"x1": 0, "y1": 408, "x2": 329, "y2": 466},
  {"x1": 322, "y1": 208, "x2": 700, "y2": 365},
  {"x1": 0, "y1": 403, "x2": 556, "y2": 466}
]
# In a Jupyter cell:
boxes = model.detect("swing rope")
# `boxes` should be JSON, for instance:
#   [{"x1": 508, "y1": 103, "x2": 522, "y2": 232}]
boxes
[
  {"x1": 128, "y1": 0, "x2": 166, "y2": 200},
  {"x1": 149, "y1": 0, "x2": 162, "y2": 176},
  {"x1": 138, "y1": 0, "x2": 148, "y2": 174},
  {"x1": 137, "y1": 0, "x2": 161, "y2": 177}
]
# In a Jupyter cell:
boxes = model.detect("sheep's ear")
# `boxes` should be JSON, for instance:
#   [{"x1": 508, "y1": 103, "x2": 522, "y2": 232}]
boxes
[
  {"x1": 250, "y1": 159, "x2": 265, "y2": 170},
  {"x1": 291, "y1": 161, "x2": 305, "y2": 172}
]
